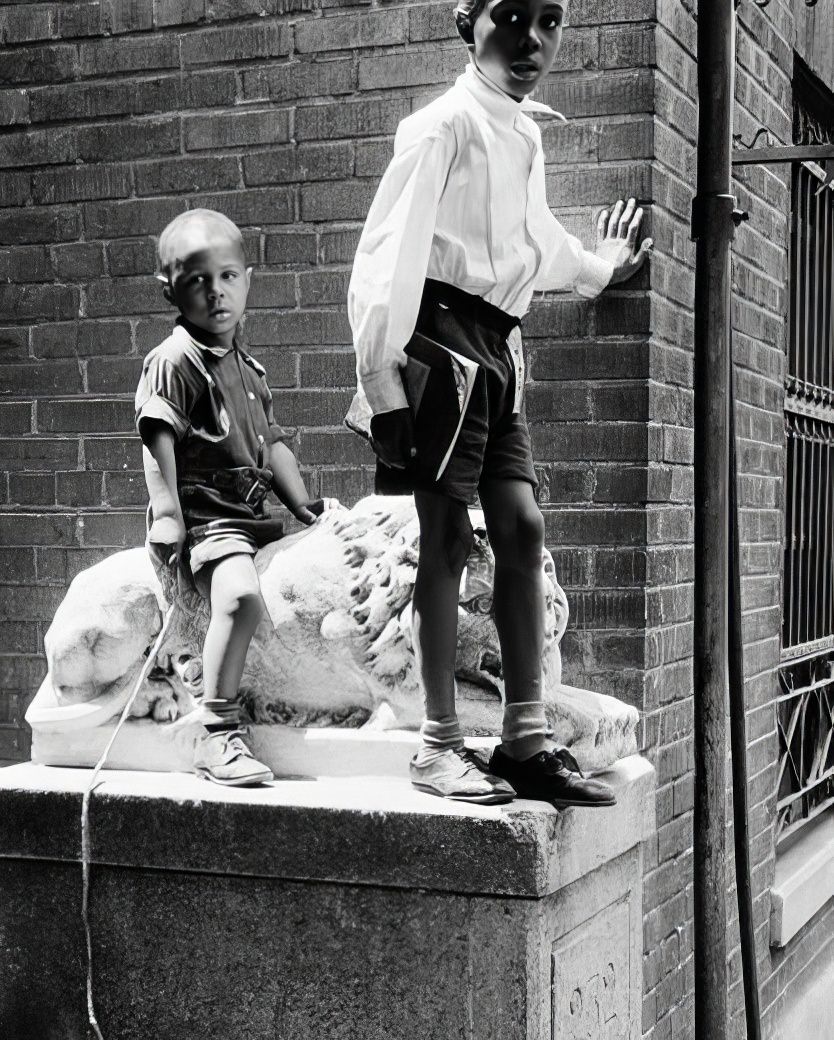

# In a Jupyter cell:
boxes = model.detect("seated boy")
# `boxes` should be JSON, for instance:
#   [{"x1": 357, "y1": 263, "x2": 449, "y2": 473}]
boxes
[
  {"x1": 348, "y1": 0, "x2": 651, "y2": 805},
  {"x1": 136, "y1": 209, "x2": 335, "y2": 786}
]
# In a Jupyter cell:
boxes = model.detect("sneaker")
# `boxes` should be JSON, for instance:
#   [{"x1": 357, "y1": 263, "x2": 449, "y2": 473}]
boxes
[
  {"x1": 410, "y1": 746, "x2": 516, "y2": 804},
  {"x1": 193, "y1": 729, "x2": 274, "y2": 787},
  {"x1": 489, "y1": 745, "x2": 617, "y2": 808}
]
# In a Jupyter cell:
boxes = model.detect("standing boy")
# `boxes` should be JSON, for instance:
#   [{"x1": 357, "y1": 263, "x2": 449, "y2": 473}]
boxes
[
  {"x1": 136, "y1": 209, "x2": 335, "y2": 786},
  {"x1": 348, "y1": 0, "x2": 652, "y2": 805}
]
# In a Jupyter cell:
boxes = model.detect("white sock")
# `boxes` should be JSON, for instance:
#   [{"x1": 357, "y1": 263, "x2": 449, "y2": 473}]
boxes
[
  {"x1": 413, "y1": 716, "x2": 464, "y2": 766},
  {"x1": 500, "y1": 701, "x2": 552, "y2": 761}
]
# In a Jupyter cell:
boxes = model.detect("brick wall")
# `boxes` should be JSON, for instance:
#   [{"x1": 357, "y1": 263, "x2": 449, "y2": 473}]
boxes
[{"x1": 1, "y1": 1, "x2": 831, "y2": 1037}]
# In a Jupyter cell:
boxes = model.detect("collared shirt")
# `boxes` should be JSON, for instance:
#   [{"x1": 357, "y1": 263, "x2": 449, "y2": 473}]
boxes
[
  {"x1": 135, "y1": 319, "x2": 288, "y2": 527},
  {"x1": 347, "y1": 62, "x2": 615, "y2": 415}
]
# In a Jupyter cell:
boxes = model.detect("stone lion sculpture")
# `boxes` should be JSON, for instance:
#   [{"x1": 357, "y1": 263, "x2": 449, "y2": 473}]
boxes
[{"x1": 26, "y1": 496, "x2": 638, "y2": 771}]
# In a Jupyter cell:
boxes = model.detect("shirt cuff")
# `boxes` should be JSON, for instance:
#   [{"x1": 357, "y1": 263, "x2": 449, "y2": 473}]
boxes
[
  {"x1": 574, "y1": 250, "x2": 615, "y2": 300},
  {"x1": 360, "y1": 367, "x2": 408, "y2": 415},
  {"x1": 136, "y1": 397, "x2": 189, "y2": 441}
]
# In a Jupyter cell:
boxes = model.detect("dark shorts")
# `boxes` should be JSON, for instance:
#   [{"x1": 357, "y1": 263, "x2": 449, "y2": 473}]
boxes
[{"x1": 376, "y1": 280, "x2": 537, "y2": 505}]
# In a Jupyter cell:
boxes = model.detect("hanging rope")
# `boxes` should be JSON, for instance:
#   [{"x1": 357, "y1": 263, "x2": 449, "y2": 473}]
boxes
[{"x1": 80, "y1": 602, "x2": 178, "y2": 1040}]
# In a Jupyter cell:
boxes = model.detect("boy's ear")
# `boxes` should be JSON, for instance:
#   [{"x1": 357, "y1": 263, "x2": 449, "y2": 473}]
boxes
[
  {"x1": 245, "y1": 266, "x2": 253, "y2": 289},
  {"x1": 155, "y1": 273, "x2": 175, "y2": 306},
  {"x1": 455, "y1": 12, "x2": 475, "y2": 45}
]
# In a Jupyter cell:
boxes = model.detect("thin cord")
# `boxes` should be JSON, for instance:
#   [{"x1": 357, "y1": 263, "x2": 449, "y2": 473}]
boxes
[{"x1": 81, "y1": 602, "x2": 178, "y2": 1040}]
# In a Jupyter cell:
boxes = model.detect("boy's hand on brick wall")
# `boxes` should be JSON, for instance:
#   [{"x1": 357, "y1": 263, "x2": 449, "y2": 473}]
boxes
[{"x1": 594, "y1": 197, "x2": 653, "y2": 285}]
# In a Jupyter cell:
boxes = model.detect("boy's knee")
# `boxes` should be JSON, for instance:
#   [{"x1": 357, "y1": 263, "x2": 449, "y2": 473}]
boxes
[
  {"x1": 420, "y1": 505, "x2": 474, "y2": 574},
  {"x1": 213, "y1": 581, "x2": 264, "y2": 628},
  {"x1": 492, "y1": 505, "x2": 545, "y2": 569}
]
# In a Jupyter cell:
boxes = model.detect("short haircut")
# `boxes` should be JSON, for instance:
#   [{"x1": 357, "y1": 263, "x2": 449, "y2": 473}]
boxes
[{"x1": 156, "y1": 209, "x2": 245, "y2": 282}]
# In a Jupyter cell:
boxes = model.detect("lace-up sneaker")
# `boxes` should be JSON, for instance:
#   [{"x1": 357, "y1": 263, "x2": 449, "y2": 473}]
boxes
[
  {"x1": 489, "y1": 746, "x2": 616, "y2": 808},
  {"x1": 409, "y1": 746, "x2": 516, "y2": 804},
  {"x1": 193, "y1": 729, "x2": 274, "y2": 787}
]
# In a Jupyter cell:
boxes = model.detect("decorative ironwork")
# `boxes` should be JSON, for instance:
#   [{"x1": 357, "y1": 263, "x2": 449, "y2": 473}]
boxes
[
  {"x1": 776, "y1": 652, "x2": 834, "y2": 844},
  {"x1": 778, "y1": 72, "x2": 834, "y2": 844}
]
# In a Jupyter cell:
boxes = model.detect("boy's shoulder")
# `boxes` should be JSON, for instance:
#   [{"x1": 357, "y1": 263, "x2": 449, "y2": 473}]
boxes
[
  {"x1": 394, "y1": 79, "x2": 476, "y2": 151},
  {"x1": 141, "y1": 324, "x2": 210, "y2": 383}
]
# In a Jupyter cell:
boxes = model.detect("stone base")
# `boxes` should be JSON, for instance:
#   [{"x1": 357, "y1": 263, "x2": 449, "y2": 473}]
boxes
[{"x1": 0, "y1": 758, "x2": 654, "y2": 1040}]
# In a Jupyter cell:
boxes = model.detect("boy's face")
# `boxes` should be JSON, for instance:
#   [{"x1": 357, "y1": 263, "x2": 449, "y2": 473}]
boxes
[
  {"x1": 164, "y1": 235, "x2": 251, "y2": 347},
  {"x1": 472, "y1": 0, "x2": 564, "y2": 99}
]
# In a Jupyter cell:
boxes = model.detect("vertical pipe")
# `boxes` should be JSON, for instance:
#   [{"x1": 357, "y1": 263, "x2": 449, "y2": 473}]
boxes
[{"x1": 693, "y1": 3, "x2": 736, "y2": 1038}]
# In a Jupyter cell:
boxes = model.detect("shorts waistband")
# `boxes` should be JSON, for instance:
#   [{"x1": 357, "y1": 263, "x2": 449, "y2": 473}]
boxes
[{"x1": 422, "y1": 279, "x2": 521, "y2": 340}]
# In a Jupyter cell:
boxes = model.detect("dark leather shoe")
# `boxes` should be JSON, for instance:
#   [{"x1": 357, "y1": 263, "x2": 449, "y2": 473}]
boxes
[{"x1": 489, "y1": 746, "x2": 617, "y2": 808}]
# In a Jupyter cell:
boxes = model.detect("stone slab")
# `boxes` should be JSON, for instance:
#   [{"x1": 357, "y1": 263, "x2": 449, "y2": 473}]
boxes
[
  {"x1": 0, "y1": 756, "x2": 655, "y2": 897},
  {"x1": 770, "y1": 809, "x2": 834, "y2": 947}
]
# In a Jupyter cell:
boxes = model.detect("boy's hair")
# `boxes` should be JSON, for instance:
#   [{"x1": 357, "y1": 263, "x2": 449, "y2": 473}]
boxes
[
  {"x1": 156, "y1": 209, "x2": 245, "y2": 283},
  {"x1": 454, "y1": 0, "x2": 487, "y2": 44},
  {"x1": 454, "y1": 0, "x2": 567, "y2": 44}
]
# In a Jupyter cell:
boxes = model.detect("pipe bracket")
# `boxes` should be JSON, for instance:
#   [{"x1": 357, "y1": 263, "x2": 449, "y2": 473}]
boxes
[{"x1": 690, "y1": 192, "x2": 738, "y2": 242}]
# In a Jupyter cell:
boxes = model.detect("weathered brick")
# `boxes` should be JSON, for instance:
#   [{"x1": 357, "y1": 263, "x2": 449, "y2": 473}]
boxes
[
  {"x1": 359, "y1": 47, "x2": 461, "y2": 91},
  {"x1": 85, "y1": 277, "x2": 165, "y2": 317},
  {"x1": 295, "y1": 10, "x2": 407, "y2": 53},
  {"x1": 318, "y1": 228, "x2": 362, "y2": 264},
  {"x1": 0, "y1": 204, "x2": 79, "y2": 244},
  {"x1": 246, "y1": 309, "x2": 351, "y2": 346},
  {"x1": 84, "y1": 197, "x2": 186, "y2": 239},
  {"x1": 134, "y1": 155, "x2": 241, "y2": 197},
  {"x1": 181, "y1": 22, "x2": 290, "y2": 66},
  {"x1": 0, "y1": 245, "x2": 52, "y2": 282},
  {"x1": 51, "y1": 242, "x2": 106, "y2": 280},
  {"x1": 86, "y1": 357, "x2": 144, "y2": 394},
  {"x1": 244, "y1": 142, "x2": 353, "y2": 186},
  {"x1": 189, "y1": 188, "x2": 294, "y2": 227},
  {"x1": 0, "y1": 45, "x2": 77, "y2": 86},
  {"x1": 104, "y1": 470, "x2": 149, "y2": 506},
  {"x1": 295, "y1": 98, "x2": 409, "y2": 141},
  {"x1": 264, "y1": 231, "x2": 317, "y2": 265},
  {"x1": 246, "y1": 272, "x2": 297, "y2": 309},
  {"x1": 80, "y1": 35, "x2": 180, "y2": 77},
  {"x1": 105, "y1": 238, "x2": 157, "y2": 278},
  {"x1": 8, "y1": 472, "x2": 55, "y2": 507},
  {"x1": 0, "y1": 88, "x2": 29, "y2": 127},
  {"x1": 56, "y1": 470, "x2": 104, "y2": 507},
  {"x1": 57, "y1": 2, "x2": 108, "y2": 39},
  {"x1": 298, "y1": 349, "x2": 355, "y2": 388},
  {"x1": 297, "y1": 269, "x2": 351, "y2": 307},
  {"x1": 0, "y1": 512, "x2": 75, "y2": 548},
  {"x1": 83, "y1": 436, "x2": 143, "y2": 471},
  {"x1": 0, "y1": 402, "x2": 33, "y2": 435},
  {"x1": 106, "y1": 0, "x2": 155, "y2": 34},
  {"x1": 300, "y1": 179, "x2": 376, "y2": 222},
  {"x1": 76, "y1": 510, "x2": 146, "y2": 547},
  {"x1": 31, "y1": 320, "x2": 130, "y2": 359},
  {"x1": 0, "y1": 170, "x2": 32, "y2": 208},
  {"x1": 76, "y1": 117, "x2": 180, "y2": 162},
  {"x1": 32, "y1": 162, "x2": 133, "y2": 204},
  {"x1": 243, "y1": 59, "x2": 356, "y2": 103},
  {"x1": 0, "y1": 284, "x2": 79, "y2": 322},
  {"x1": 29, "y1": 69, "x2": 238, "y2": 123},
  {"x1": 184, "y1": 108, "x2": 291, "y2": 151},
  {"x1": 39, "y1": 399, "x2": 135, "y2": 434}
]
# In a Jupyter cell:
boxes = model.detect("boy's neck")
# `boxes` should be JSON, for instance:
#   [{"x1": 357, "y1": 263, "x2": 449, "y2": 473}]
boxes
[
  {"x1": 471, "y1": 58, "x2": 524, "y2": 104},
  {"x1": 177, "y1": 315, "x2": 237, "y2": 350}
]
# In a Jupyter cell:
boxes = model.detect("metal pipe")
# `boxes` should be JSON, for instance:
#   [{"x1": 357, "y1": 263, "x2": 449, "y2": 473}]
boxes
[{"x1": 692, "y1": 2, "x2": 737, "y2": 1037}]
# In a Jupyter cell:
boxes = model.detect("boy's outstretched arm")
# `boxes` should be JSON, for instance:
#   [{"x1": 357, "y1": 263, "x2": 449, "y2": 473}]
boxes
[
  {"x1": 142, "y1": 421, "x2": 186, "y2": 568},
  {"x1": 267, "y1": 441, "x2": 320, "y2": 526}
]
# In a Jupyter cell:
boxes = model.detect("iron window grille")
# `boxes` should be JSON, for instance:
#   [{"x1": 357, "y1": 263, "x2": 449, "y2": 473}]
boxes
[{"x1": 777, "y1": 66, "x2": 834, "y2": 844}]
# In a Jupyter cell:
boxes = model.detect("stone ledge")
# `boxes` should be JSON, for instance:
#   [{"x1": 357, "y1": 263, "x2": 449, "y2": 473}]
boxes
[
  {"x1": 0, "y1": 755, "x2": 654, "y2": 899},
  {"x1": 770, "y1": 810, "x2": 834, "y2": 947}
]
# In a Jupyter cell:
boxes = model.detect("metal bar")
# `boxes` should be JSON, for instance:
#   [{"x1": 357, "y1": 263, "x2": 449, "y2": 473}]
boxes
[
  {"x1": 693, "y1": 3, "x2": 735, "y2": 1036},
  {"x1": 732, "y1": 144, "x2": 834, "y2": 165}
]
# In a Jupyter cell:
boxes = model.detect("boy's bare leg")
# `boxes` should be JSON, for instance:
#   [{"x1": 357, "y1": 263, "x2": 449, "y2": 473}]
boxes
[
  {"x1": 409, "y1": 490, "x2": 515, "y2": 802},
  {"x1": 192, "y1": 553, "x2": 273, "y2": 785},
  {"x1": 198, "y1": 553, "x2": 264, "y2": 703},
  {"x1": 479, "y1": 478, "x2": 550, "y2": 760},
  {"x1": 413, "y1": 490, "x2": 473, "y2": 724}
]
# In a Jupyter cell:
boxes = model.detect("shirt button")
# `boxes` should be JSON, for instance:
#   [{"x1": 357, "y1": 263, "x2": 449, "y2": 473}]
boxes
[
  {"x1": 258, "y1": 435, "x2": 265, "y2": 444},
  {"x1": 248, "y1": 392, "x2": 255, "y2": 400}
]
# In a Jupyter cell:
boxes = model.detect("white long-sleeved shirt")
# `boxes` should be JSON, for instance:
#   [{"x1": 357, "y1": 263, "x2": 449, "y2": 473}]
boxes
[{"x1": 347, "y1": 62, "x2": 615, "y2": 416}]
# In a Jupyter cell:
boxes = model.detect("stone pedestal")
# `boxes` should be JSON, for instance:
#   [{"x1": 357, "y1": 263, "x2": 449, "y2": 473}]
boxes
[{"x1": 0, "y1": 757, "x2": 654, "y2": 1040}]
